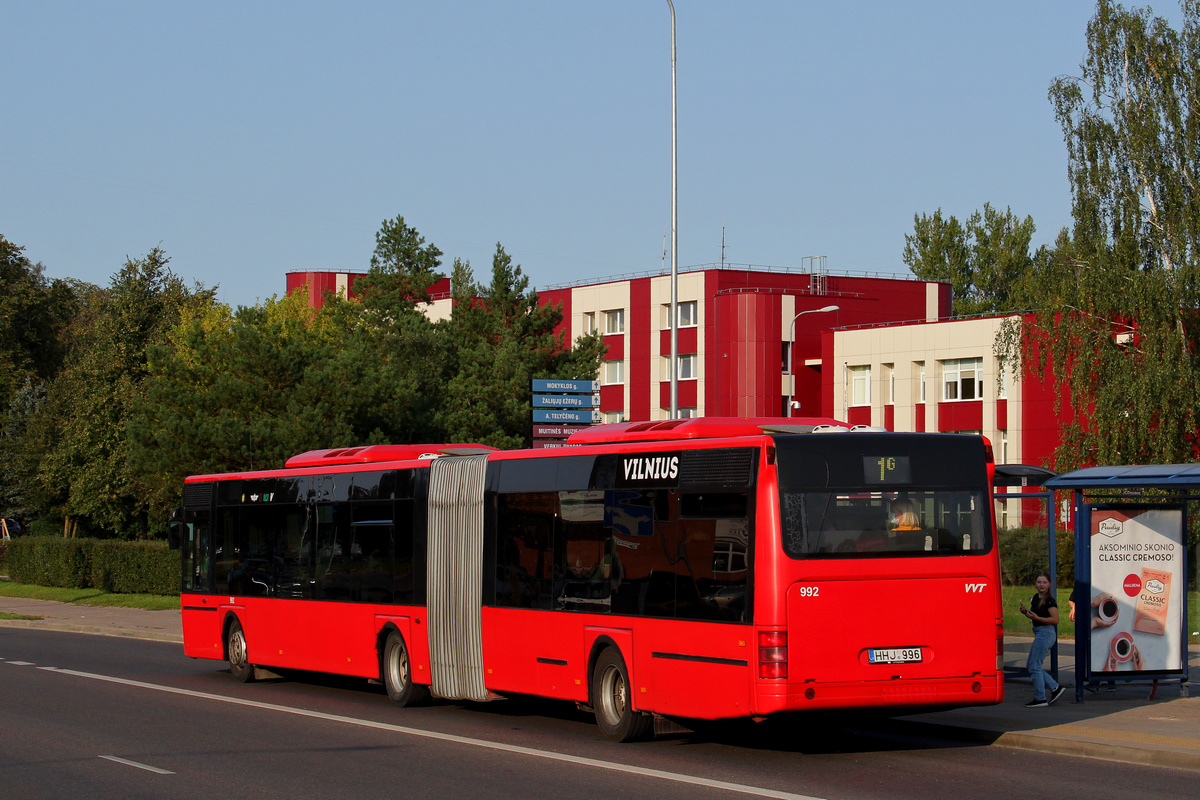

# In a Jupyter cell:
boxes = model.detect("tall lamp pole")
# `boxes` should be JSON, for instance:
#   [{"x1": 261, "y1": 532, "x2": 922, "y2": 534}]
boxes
[
  {"x1": 667, "y1": 0, "x2": 679, "y2": 419},
  {"x1": 786, "y1": 304, "x2": 840, "y2": 417}
]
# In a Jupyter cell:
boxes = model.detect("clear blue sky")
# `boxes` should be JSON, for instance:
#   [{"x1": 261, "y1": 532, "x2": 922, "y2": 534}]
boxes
[{"x1": 2, "y1": 1, "x2": 1170, "y2": 309}]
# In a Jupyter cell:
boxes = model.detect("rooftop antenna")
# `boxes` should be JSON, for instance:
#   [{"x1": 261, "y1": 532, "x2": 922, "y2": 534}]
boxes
[
  {"x1": 662, "y1": 231, "x2": 668, "y2": 273},
  {"x1": 720, "y1": 224, "x2": 727, "y2": 268}
]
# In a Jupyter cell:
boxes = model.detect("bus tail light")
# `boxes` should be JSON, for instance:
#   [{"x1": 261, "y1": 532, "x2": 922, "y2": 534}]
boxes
[
  {"x1": 759, "y1": 631, "x2": 788, "y2": 679},
  {"x1": 997, "y1": 623, "x2": 1005, "y2": 671}
]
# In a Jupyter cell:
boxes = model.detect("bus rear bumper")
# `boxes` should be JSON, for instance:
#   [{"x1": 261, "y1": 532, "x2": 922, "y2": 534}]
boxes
[{"x1": 756, "y1": 674, "x2": 1004, "y2": 714}]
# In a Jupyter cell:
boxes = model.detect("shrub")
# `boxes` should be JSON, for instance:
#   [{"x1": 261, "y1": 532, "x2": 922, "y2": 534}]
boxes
[
  {"x1": 5, "y1": 537, "x2": 92, "y2": 588},
  {"x1": 4, "y1": 537, "x2": 177, "y2": 595},
  {"x1": 997, "y1": 525, "x2": 1074, "y2": 587},
  {"x1": 89, "y1": 540, "x2": 178, "y2": 595}
]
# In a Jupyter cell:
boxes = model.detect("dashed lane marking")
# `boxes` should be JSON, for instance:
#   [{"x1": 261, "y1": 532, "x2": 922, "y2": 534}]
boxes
[{"x1": 99, "y1": 755, "x2": 175, "y2": 775}]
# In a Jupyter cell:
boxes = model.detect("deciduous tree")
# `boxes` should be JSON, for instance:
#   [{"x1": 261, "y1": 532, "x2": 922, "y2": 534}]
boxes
[
  {"x1": 14, "y1": 249, "x2": 211, "y2": 536},
  {"x1": 999, "y1": 0, "x2": 1200, "y2": 469}
]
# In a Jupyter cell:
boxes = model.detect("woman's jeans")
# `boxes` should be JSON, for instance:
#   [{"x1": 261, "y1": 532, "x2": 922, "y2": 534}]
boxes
[{"x1": 1026, "y1": 624, "x2": 1059, "y2": 700}]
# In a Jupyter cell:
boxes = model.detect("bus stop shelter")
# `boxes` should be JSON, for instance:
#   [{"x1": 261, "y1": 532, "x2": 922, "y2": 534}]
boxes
[
  {"x1": 993, "y1": 464, "x2": 1061, "y2": 676},
  {"x1": 1045, "y1": 464, "x2": 1197, "y2": 701}
]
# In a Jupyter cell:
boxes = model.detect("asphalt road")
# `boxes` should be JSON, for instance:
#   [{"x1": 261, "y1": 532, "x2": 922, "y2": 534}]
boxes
[{"x1": 1, "y1": 627, "x2": 1195, "y2": 800}]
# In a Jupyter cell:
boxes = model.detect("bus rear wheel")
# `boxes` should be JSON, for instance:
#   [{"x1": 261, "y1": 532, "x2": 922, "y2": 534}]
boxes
[
  {"x1": 382, "y1": 630, "x2": 430, "y2": 707},
  {"x1": 591, "y1": 648, "x2": 653, "y2": 742},
  {"x1": 226, "y1": 618, "x2": 255, "y2": 683}
]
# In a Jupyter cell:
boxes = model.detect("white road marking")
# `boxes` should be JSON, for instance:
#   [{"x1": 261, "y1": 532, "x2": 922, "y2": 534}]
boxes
[
  {"x1": 5, "y1": 660, "x2": 35, "y2": 665},
  {"x1": 39, "y1": 666, "x2": 826, "y2": 800},
  {"x1": 99, "y1": 755, "x2": 175, "y2": 775}
]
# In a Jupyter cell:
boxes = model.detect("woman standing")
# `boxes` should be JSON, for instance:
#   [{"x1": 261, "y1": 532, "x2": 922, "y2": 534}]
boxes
[{"x1": 1020, "y1": 570, "x2": 1066, "y2": 707}]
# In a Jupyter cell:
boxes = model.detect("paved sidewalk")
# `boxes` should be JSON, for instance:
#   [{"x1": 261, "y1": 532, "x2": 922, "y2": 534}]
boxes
[
  {"x1": 2, "y1": 595, "x2": 1198, "y2": 770},
  {"x1": 0, "y1": 595, "x2": 182, "y2": 642}
]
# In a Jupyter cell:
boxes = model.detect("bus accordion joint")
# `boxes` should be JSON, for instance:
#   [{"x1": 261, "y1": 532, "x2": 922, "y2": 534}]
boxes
[{"x1": 758, "y1": 631, "x2": 788, "y2": 679}]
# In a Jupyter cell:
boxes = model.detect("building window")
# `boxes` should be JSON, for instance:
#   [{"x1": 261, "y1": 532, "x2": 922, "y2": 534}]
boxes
[
  {"x1": 942, "y1": 357, "x2": 983, "y2": 401},
  {"x1": 849, "y1": 365, "x2": 871, "y2": 406},
  {"x1": 604, "y1": 309, "x2": 625, "y2": 334},
  {"x1": 661, "y1": 300, "x2": 697, "y2": 328},
  {"x1": 678, "y1": 406, "x2": 698, "y2": 418},
  {"x1": 712, "y1": 539, "x2": 746, "y2": 573},
  {"x1": 997, "y1": 363, "x2": 1008, "y2": 400},
  {"x1": 603, "y1": 359, "x2": 624, "y2": 385},
  {"x1": 662, "y1": 353, "x2": 697, "y2": 381},
  {"x1": 884, "y1": 363, "x2": 895, "y2": 405},
  {"x1": 782, "y1": 341, "x2": 792, "y2": 374},
  {"x1": 999, "y1": 430, "x2": 1009, "y2": 464},
  {"x1": 602, "y1": 411, "x2": 625, "y2": 424},
  {"x1": 582, "y1": 312, "x2": 597, "y2": 335}
]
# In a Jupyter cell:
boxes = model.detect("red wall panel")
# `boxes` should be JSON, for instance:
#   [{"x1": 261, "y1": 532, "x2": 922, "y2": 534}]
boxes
[
  {"x1": 629, "y1": 278, "x2": 652, "y2": 420},
  {"x1": 600, "y1": 384, "x2": 624, "y2": 411},
  {"x1": 936, "y1": 401, "x2": 983, "y2": 431},
  {"x1": 847, "y1": 406, "x2": 872, "y2": 426},
  {"x1": 659, "y1": 379, "x2": 698, "y2": 409},
  {"x1": 659, "y1": 326, "x2": 698, "y2": 354}
]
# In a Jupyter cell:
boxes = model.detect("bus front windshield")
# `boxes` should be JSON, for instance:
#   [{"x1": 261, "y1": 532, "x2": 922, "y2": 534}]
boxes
[{"x1": 780, "y1": 489, "x2": 990, "y2": 558}]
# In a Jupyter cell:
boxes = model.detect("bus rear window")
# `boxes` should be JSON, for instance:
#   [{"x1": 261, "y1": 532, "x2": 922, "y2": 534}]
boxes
[{"x1": 780, "y1": 490, "x2": 991, "y2": 558}]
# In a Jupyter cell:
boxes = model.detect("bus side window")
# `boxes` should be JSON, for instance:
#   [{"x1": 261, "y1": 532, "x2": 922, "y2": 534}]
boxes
[
  {"x1": 555, "y1": 491, "x2": 610, "y2": 612},
  {"x1": 494, "y1": 493, "x2": 554, "y2": 610}
]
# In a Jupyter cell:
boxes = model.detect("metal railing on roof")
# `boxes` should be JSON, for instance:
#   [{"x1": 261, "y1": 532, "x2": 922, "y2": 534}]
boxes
[{"x1": 540, "y1": 262, "x2": 920, "y2": 291}]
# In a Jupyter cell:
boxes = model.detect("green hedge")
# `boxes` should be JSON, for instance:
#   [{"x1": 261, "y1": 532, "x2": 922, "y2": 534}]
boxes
[
  {"x1": 997, "y1": 525, "x2": 1075, "y2": 587},
  {"x1": 3, "y1": 537, "x2": 177, "y2": 595}
]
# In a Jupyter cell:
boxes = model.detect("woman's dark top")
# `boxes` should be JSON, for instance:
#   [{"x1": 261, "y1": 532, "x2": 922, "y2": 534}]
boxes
[{"x1": 1030, "y1": 593, "x2": 1057, "y2": 628}]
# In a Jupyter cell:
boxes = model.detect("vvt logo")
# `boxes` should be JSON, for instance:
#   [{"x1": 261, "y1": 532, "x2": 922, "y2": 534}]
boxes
[{"x1": 965, "y1": 583, "x2": 987, "y2": 593}]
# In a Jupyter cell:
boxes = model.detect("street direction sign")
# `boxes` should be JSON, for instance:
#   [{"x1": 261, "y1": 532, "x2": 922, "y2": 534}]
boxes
[
  {"x1": 533, "y1": 394, "x2": 600, "y2": 408},
  {"x1": 532, "y1": 378, "x2": 600, "y2": 394},
  {"x1": 532, "y1": 424, "x2": 589, "y2": 438},
  {"x1": 533, "y1": 408, "x2": 601, "y2": 424}
]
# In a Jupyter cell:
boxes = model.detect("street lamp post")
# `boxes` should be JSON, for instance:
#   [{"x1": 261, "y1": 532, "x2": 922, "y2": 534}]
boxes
[
  {"x1": 786, "y1": 304, "x2": 840, "y2": 417},
  {"x1": 667, "y1": 0, "x2": 678, "y2": 419}
]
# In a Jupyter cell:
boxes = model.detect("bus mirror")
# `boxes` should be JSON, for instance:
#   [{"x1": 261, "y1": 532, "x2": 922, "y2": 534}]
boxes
[{"x1": 168, "y1": 507, "x2": 184, "y2": 550}]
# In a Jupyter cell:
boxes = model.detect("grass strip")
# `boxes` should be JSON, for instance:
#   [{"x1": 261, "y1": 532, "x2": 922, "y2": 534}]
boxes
[
  {"x1": 0, "y1": 579, "x2": 178, "y2": 611},
  {"x1": 1005, "y1": 584, "x2": 1199, "y2": 644}
]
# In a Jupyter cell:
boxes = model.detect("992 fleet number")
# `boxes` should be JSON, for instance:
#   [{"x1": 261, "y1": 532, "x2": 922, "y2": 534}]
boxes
[{"x1": 797, "y1": 586, "x2": 819, "y2": 597}]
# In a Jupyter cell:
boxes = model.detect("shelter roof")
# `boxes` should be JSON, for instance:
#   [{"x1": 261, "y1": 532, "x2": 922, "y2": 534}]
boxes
[{"x1": 1045, "y1": 463, "x2": 1200, "y2": 489}]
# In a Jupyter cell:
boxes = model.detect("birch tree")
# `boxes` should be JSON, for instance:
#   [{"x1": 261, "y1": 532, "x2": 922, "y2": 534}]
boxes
[{"x1": 999, "y1": 0, "x2": 1200, "y2": 469}]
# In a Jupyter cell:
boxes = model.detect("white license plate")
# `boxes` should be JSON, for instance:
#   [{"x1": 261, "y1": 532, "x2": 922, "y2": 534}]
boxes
[{"x1": 868, "y1": 647, "x2": 922, "y2": 664}]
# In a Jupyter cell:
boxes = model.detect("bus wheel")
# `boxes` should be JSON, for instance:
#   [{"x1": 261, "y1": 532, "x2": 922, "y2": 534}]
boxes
[
  {"x1": 591, "y1": 648, "x2": 653, "y2": 742},
  {"x1": 226, "y1": 618, "x2": 255, "y2": 683},
  {"x1": 382, "y1": 630, "x2": 430, "y2": 707}
]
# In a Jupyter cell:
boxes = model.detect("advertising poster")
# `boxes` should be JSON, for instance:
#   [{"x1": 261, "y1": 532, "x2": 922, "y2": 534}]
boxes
[{"x1": 1088, "y1": 506, "x2": 1185, "y2": 675}]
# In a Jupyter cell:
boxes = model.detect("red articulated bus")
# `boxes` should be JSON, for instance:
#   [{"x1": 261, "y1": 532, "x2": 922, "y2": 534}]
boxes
[{"x1": 172, "y1": 417, "x2": 1004, "y2": 741}]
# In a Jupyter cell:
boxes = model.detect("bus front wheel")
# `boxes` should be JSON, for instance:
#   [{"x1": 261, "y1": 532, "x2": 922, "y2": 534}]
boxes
[
  {"x1": 226, "y1": 618, "x2": 255, "y2": 683},
  {"x1": 591, "y1": 648, "x2": 653, "y2": 742},
  {"x1": 382, "y1": 630, "x2": 430, "y2": 707}
]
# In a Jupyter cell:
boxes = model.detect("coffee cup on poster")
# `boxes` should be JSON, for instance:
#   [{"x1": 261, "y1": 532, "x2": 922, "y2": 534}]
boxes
[
  {"x1": 1110, "y1": 631, "x2": 1134, "y2": 663},
  {"x1": 1097, "y1": 596, "x2": 1119, "y2": 625}
]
